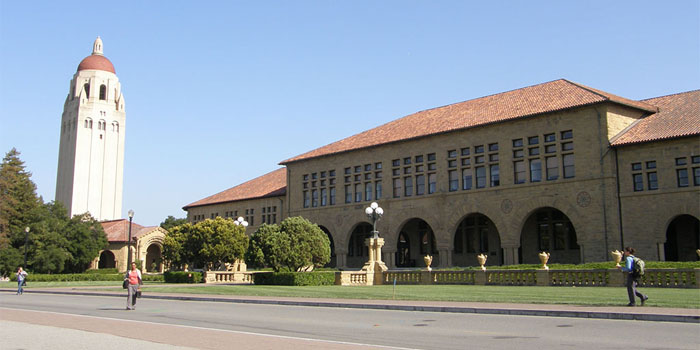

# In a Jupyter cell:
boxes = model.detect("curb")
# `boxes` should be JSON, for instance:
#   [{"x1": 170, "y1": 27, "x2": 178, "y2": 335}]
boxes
[{"x1": 4, "y1": 289, "x2": 698, "y2": 324}]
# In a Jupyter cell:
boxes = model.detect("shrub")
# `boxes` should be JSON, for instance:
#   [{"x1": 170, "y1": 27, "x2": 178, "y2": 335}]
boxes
[
  {"x1": 163, "y1": 271, "x2": 203, "y2": 283},
  {"x1": 86, "y1": 268, "x2": 119, "y2": 274},
  {"x1": 253, "y1": 271, "x2": 335, "y2": 286},
  {"x1": 8, "y1": 272, "x2": 164, "y2": 282}
]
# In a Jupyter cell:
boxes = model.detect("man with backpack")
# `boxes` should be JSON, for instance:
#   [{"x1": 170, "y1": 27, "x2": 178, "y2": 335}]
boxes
[{"x1": 617, "y1": 247, "x2": 648, "y2": 306}]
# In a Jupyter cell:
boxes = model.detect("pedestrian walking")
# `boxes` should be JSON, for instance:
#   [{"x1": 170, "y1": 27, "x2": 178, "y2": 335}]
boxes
[
  {"x1": 16, "y1": 267, "x2": 27, "y2": 295},
  {"x1": 125, "y1": 262, "x2": 142, "y2": 310},
  {"x1": 616, "y1": 247, "x2": 648, "y2": 306}
]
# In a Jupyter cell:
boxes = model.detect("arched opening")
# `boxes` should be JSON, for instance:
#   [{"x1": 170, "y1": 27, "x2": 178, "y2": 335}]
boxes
[
  {"x1": 396, "y1": 218, "x2": 437, "y2": 267},
  {"x1": 145, "y1": 244, "x2": 162, "y2": 272},
  {"x1": 347, "y1": 223, "x2": 372, "y2": 268},
  {"x1": 664, "y1": 215, "x2": 700, "y2": 261},
  {"x1": 452, "y1": 213, "x2": 502, "y2": 267},
  {"x1": 519, "y1": 207, "x2": 580, "y2": 264},
  {"x1": 83, "y1": 83, "x2": 90, "y2": 99},
  {"x1": 98, "y1": 250, "x2": 116, "y2": 269},
  {"x1": 99, "y1": 84, "x2": 107, "y2": 100},
  {"x1": 319, "y1": 225, "x2": 336, "y2": 268}
]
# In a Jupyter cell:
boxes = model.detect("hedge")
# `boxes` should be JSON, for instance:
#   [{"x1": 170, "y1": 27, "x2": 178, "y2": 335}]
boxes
[
  {"x1": 163, "y1": 271, "x2": 203, "y2": 283},
  {"x1": 86, "y1": 268, "x2": 119, "y2": 274},
  {"x1": 439, "y1": 261, "x2": 700, "y2": 271},
  {"x1": 253, "y1": 272, "x2": 336, "y2": 286},
  {"x1": 9, "y1": 273, "x2": 164, "y2": 282}
]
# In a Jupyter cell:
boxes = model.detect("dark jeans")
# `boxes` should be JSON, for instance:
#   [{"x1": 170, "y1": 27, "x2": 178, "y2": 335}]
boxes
[{"x1": 626, "y1": 273, "x2": 646, "y2": 304}]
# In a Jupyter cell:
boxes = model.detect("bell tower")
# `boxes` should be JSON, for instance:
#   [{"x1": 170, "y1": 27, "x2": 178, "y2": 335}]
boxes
[{"x1": 55, "y1": 37, "x2": 126, "y2": 220}]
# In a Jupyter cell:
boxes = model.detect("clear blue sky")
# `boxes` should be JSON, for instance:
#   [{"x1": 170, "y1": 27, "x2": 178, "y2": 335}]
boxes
[{"x1": 1, "y1": 1, "x2": 698, "y2": 226}]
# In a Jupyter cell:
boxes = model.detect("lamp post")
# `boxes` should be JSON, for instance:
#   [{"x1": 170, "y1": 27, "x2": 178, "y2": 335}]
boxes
[
  {"x1": 233, "y1": 216, "x2": 248, "y2": 228},
  {"x1": 23, "y1": 226, "x2": 30, "y2": 268},
  {"x1": 126, "y1": 210, "x2": 134, "y2": 270},
  {"x1": 364, "y1": 202, "x2": 384, "y2": 238}
]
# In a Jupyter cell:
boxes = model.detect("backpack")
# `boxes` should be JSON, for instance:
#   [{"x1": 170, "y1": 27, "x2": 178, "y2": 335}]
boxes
[{"x1": 632, "y1": 257, "x2": 645, "y2": 276}]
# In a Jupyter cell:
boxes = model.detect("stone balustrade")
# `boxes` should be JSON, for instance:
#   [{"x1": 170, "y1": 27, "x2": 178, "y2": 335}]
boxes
[{"x1": 201, "y1": 268, "x2": 699, "y2": 288}]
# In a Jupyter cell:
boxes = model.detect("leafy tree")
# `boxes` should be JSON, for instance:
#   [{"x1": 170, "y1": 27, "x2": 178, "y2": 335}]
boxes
[
  {"x1": 246, "y1": 216, "x2": 330, "y2": 272},
  {"x1": 0, "y1": 148, "x2": 41, "y2": 251},
  {"x1": 162, "y1": 217, "x2": 249, "y2": 270},
  {"x1": 63, "y1": 211, "x2": 108, "y2": 273},
  {"x1": 160, "y1": 215, "x2": 188, "y2": 232}
]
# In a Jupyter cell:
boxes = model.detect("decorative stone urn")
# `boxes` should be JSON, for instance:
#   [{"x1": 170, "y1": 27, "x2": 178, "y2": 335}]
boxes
[
  {"x1": 424, "y1": 255, "x2": 433, "y2": 271},
  {"x1": 696, "y1": 249, "x2": 700, "y2": 258},
  {"x1": 477, "y1": 254, "x2": 487, "y2": 271},
  {"x1": 611, "y1": 250, "x2": 623, "y2": 267},
  {"x1": 538, "y1": 252, "x2": 550, "y2": 270}
]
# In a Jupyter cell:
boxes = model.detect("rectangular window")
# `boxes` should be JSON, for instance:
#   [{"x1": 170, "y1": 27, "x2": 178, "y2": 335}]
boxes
[
  {"x1": 677, "y1": 169, "x2": 689, "y2": 187},
  {"x1": 392, "y1": 159, "x2": 400, "y2": 167},
  {"x1": 345, "y1": 185, "x2": 352, "y2": 203},
  {"x1": 513, "y1": 150, "x2": 524, "y2": 158},
  {"x1": 364, "y1": 173, "x2": 372, "y2": 180},
  {"x1": 365, "y1": 182, "x2": 372, "y2": 201},
  {"x1": 461, "y1": 147, "x2": 470, "y2": 156},
  {"x1": 449, "y1": 170, "x2": 459, "y2": 191},
  {"x1": 462, "y1": 168, "x2": 472, "y2": 190},
  {"x1": 694, "y1": 167, "x2": 700, "y2": 186},
  {"x1": 545, "y1": 144, "x2": 556, "y2": 153},
  {"x1": 562, "y1": 142, "x2": 574, "y2": 151},
  {"x1": 676, "y1": 157, "x2": 687, "y2": 166},
  {"x1": 330, "y1": 187, "x2": 336, "y2": 205},
  {"x1": 646, "y1": 161, "x2": 656, "y2": 169},
  {"x1": 303, "y1": 191, "x2": 310, "y2": 208},
  {"x1": 427, "y1": 153, "x2": 436, "y2": 161},
  {"x1": 475, "y1": 155, "x2": 484, "y2": 164},
  {"x1": 447, "y1": 150, "x2": 457, "y2": 158},
  {"x1": 404, "y1": 176, "x2": 413, "y2": 196},
  {"x1": 375, "y1": 162, "x2": 382, "y2": 170},
  {"x1": 354, "y1": 174, "x2": 361, "y2": 181},
  {"x1": 633, "y1": 173, "x2": 643, "y2": 191},
  {"x1": 561, "y1": 130, "x2": 573, "y2": 139},
  {"x1": 404, "y1": 157, "x2": 412, "y2": 165},
  {"x1": 546, "y1": 156, "x2": 558, "y2": 180},
  {"x1": 448, "y1": 160, "x2": 457, "y2": 168},
  {"x1": 461, "y1": 158, "x2": 471, "y2": 166},
  {"x1": 416, "y1": 174, "x2": 425, "y2": 195},
  {"x1": 415, "y1": 155, "x2": 423, "y2": 163},
  {"x1": 475, "y1": 145, "x2": 484, "y2": 153},
  {"x1": 475, "y1": 166, "x2": 486, "y2": 188},
  {"x1": 320, "y1": 171, "x2": 326, "y2": 178},
  {"x1": 512, "y1": 139, "x2": 523, "y2": 147},
  {"x1": 530, "y1": 159, "x2": 542, "y2": 182},
  {"x1": 329, "y1": 170, "x2": 336, "y2": 177},
  {"x1": 355, "y1": 183, "x2": 362, "y2": 202},
  {"x1": 375, "y1": 181, "x2": 382, "y2": 199},
  {"x1": 563, "y1": 154, "x2": 575, "y2": 178},
  {"x1": 426, "y1": 173, "x2": 436, "y2": 194},
  {"x1": 364, "y1": 164, "x2": 372, "y2": 171},
  {"x1": 488, "y1": 143, "x2": 499, "y2": 152},
  {"x1": 544, "y1": 133, "x2": 556, "y2": 143},
  {"x1": 489, "y1": 164, "x2": 499, "y2": 187},
  {"x1": 312, "y1": 189, "x2": 319, "y2": 207},
  {"x1": 375, "y1": 171, "x2": 382, "y2": 179},
  {"x1": 631, "y1": 162, "x2": 642, "y2": 171},
  {"x1": 428, "y1": 163, "x2": 437, "y2": 171},
  {"x1": 529, "y1": 147, "x2": 540, "y2": 156},
  {"x1": 647, "y1": 172, "x2": 658, "y2": 190},
  {"x1": 489, "y1": 154, "x2": 499, "y2": 162},
  {"x1": 321, "y1": 188, "x2": 327, "y2": 206},
  {"x1": 528, "y1": 136, "x2": 539, "y2": 145},
  {"x1": 354, "y1": 165, "x2": 362, "y2": 173},
  {"x1": 393, "y1": 178, "x2": 402, "y2": 198},
  {"x1": 514, "y1": 160, "x2": 526, "y2": 184}
]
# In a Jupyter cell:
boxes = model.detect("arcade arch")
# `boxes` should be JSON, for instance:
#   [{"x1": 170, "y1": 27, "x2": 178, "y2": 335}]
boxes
[
  {"x1": 395, "y1": 218, "x2": 437, "y2": 268},
  {"x1": 664, "y1": 214, "x2": 699, "y2": 261},
  {"x1": 98, "y1": 250, "x2": 116, "y2": 269},
  {"x1": 319, "y1": 225, "x2": 337, "y2": 267},
  {"x1": 519, "y1": 207, "x2": 580, "y2": 264},
  {"x1": 452, "y1": 213, "x2": 502, "y2": 266}
]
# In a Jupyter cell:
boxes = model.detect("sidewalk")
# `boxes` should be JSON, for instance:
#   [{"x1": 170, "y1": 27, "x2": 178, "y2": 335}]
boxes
[{"x1": 2, "y1": 286, "x2": 698, "y2": 323}]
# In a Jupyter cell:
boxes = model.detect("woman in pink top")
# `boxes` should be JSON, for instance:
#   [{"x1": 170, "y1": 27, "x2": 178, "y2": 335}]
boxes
[{"x1": 125, "y1": 262, "x2": 142, "y2": 310}]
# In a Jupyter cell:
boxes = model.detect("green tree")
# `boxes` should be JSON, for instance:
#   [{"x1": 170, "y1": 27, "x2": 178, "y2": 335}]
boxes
[
  {"x1": 0, "y1": 148, "x2": 41, "y2": 275},
  {"x1": 246, "y1": 216, "x2": 330, "y2": 272},
  {"x1": 0, "y1": 148, "x2": 41, "y2": 251},
  {"x1": 162, "y1": 217, "x2": 249, "y2": 270},
  {"x1": 160, "y1": 215, "x2": 187, "y2": 232},
  {"x1": 63, "y1": 211, "x2": 108, "y2": 273}
]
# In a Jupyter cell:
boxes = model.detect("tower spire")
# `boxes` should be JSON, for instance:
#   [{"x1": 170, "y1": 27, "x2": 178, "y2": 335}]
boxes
[{"x1": 92, "y1": 36, "x2": 104, "y2": 56}]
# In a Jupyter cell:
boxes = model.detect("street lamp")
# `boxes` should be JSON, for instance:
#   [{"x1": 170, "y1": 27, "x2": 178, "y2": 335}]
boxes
[
  {"x1": 23, "y1": 226, "x2": 30, "y2": 268},
  {"x1": 233, "y1": 216, "x2": 248, "y2": 227},
  {"x1": 364, "y1": 202, "x2": 384, "y2": 239},
  {"x1": 126, "y1": 210, "x2": 134, "y2": 270}
]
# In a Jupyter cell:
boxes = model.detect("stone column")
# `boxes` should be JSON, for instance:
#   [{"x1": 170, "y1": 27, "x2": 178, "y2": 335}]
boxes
[{"x1": 502, "y1": 245, "x2": 519, "y2": 265}]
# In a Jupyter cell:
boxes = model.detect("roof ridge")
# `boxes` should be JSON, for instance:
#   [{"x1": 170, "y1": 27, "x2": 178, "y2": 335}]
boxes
[{"x1": 640, "y1": 89, "x2": 700, "y2": 102}]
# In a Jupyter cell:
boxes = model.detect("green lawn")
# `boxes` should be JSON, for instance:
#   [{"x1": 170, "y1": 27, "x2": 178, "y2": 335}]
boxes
[{"x1": 4, "y1": 281, "x2": 697, "y2": 309}]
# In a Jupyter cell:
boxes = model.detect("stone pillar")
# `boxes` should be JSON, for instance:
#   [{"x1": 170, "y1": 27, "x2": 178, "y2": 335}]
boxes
[
  {"x1": 474, "y1": 270, "x2": 487, "y2": 285},
  {"x1": 336, "y1": 253, "x2": 347, "y2": 269},
  {"x1": 439, "y1": 249, "x2": 451, "y2": 267},
  {"x1": 657, "y1": 243, "x2": 665, "y2": 261},
  {"x1": 362, "y1": 237, "x2": 388, "y2": 284},
  {"x1": 536, "y1": 269, "x2": 550, "y2": 286},
  {"x1": 502, "y1": 246, "x2": 519, "y2": 265}
]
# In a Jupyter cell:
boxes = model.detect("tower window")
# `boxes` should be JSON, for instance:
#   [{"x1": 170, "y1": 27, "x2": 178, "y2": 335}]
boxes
[
  {"x1": 83, "y1": 83, "x2": 90, "y2": 99},
  {"x1": 99, "y1": 85, "x2": 107, "y2": 100}
]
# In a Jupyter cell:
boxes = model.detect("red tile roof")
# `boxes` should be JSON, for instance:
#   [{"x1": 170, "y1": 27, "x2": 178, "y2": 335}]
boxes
[
  {"x1": 101, "y1": 219, "x2": 156, "y2": 243},
  {"x1": 280, "y1": 79, "x2": 658, "y2": 164},
  {"x1": 611, "y1": 90, "x2": 700, "y2": 146},
  {"x1": 183, "y1": 168, "x2": 287, "y2": 209}
]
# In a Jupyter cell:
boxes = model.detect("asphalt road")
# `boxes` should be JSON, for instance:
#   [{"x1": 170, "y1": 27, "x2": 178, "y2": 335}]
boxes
[{"x1": 1, "y1": 293, "x2": 698, "y2": 350}]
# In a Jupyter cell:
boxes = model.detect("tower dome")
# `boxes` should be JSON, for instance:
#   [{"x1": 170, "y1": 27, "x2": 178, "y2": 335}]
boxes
[{"x1": 77, "y1": 37, "x2": 116, "y2": 74}]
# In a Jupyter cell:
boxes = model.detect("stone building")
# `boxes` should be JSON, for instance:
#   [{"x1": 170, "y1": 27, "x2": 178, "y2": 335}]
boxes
[
  {"x1": 55, "y1": 37, "x2": 126, "y2": 221},
  {"x1": 185, "y1": 80, "x2": 699, "y2": 269},
  {"x1": 92, "y1": 219, "x2": 167, "y2": 273}
]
